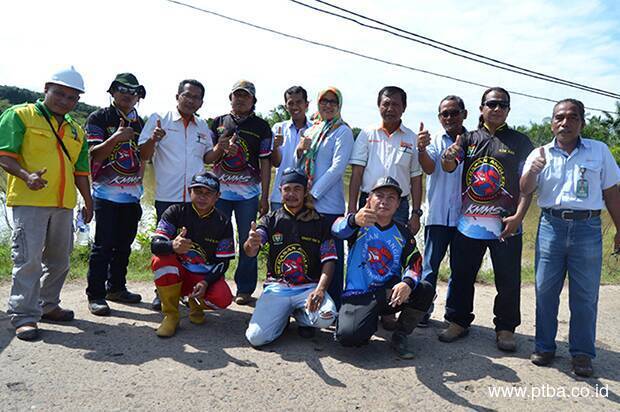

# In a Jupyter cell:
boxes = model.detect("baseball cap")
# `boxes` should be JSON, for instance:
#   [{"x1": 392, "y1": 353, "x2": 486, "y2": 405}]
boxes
[
  {"x1": 188, "y1": 171, "x2": 220, "y2": 192},
  {"x1": 370, "y1": 176, "x2": 402, "y2": 196},
  {"x1": 230, "y1": 80, "x2": 256, "y2": 97}
]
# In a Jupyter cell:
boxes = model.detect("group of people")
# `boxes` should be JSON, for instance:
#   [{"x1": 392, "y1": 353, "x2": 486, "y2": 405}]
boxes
[{"x1": 1, "y1": 66, "x2": 618, "y2": 378}]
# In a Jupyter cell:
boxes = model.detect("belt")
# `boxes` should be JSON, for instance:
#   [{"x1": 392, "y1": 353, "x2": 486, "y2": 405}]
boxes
[{"x1": 542, "y1": 208, "x2": 601, "y2": 221}]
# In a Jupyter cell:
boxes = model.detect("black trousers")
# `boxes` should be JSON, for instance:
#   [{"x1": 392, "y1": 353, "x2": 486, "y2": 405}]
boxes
[
  {"x1": 336, "y1": 280, "x2": 434, "y2": 346},
  {"x1": 86, "y1": 198, "x2": 142, "y2": 300},
  {"x1": 445, "y1": 231, "x2": 522, "y2": 332}
]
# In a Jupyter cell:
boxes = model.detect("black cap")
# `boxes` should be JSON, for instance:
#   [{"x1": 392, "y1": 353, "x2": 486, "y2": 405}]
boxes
[
  {"x1": 280, "y1": 168, "x2": 308, "y2": 188},
  {"x1": 370, "y1": 176, "x2": 402, "y2": 196},
  {"x1": 107, "y1": 73, "x2": 146, "y2": 98},
  {"x1": 188, "y1": 171, "x2": 220, "y2": 192}
]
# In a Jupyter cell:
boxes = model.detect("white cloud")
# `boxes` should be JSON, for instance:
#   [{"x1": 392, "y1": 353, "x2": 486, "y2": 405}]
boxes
[{"x1": 2, "y1": 0, "x2": 618, "y2": 134}]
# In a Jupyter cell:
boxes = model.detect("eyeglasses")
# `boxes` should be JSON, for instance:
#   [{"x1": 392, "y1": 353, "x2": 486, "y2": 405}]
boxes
[
  {"x1": 484, "y1": 100, "x2": 510, "y2": 110},
  {"x1": 439, "y1": 109, "x2": 463, "y2": 119},
  {"x1": 319, "y1": 99, "x2": 339, "y2": 107},
  {"x1": 115, "y1": 85, "x2": 141, "y2": 96}
]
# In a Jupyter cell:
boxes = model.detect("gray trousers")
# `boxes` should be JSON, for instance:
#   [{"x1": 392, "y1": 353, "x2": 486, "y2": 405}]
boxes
[{"x1": 7, "y1": 206, "x2": 74, "y2": 328}]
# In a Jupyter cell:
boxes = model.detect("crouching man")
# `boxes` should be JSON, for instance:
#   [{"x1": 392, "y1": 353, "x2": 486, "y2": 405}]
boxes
[
  {"x1": 150, "y1": 171, "x2": 235, "y2": 337},
  {"x1": 244, "y1": 168, "x2": 337, "y2": 346},
  {"x1": 333, "y1": 177, "x2": 433, "y2": 358}
]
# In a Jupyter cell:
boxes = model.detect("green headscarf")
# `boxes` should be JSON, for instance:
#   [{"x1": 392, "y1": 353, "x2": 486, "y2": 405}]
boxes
[{"x1": 299, "y1": 87, "x2": 345, "y2": 187}]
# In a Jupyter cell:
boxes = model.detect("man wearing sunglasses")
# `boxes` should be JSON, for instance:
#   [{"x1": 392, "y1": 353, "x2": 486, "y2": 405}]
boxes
[
  {"x1": 415, "y1": 95, "x2": 467, "y2": 327},
  {"x1": 139, "y1": 79, "x2": 216, "y2": 311},
  {"x1": 85, "y1": 73, "x2": 147, "y2": 316},
  {"x1": 0, "y1": 66, "x2": 92, "y2": 341}
]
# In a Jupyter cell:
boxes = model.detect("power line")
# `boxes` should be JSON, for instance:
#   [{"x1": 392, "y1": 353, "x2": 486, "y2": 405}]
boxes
[
  {"x1": 163, "y1": 0, "x2": 615, "y2": 113},
  {"x1": 294, "y1": 0, "x2": 620, "y2": 100}
]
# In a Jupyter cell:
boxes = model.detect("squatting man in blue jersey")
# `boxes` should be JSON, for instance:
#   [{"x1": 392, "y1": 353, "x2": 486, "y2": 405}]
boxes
[{"x1": 332, "y1": 176, "x2": 434, "y2": 358}]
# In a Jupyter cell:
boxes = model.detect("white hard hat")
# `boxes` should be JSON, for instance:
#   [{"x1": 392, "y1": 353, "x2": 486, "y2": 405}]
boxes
[{"x1": 47, "y1": 65, "x2": 85, "y2": 93}]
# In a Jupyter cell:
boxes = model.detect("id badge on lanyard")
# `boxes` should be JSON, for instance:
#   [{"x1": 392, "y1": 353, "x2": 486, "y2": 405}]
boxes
[{"x1": 576, "y1": 167, "x2": 589, "y2": 199}]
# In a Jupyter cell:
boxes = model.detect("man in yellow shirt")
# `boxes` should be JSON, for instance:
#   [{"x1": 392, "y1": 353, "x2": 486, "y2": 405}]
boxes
[{"x1": 0, "y1": 66, "x2": 93, "y2": 341}]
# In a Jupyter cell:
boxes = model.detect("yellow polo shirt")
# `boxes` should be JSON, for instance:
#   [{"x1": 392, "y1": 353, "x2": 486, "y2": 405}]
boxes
[{"x1": 0, "y1": 101, "x2": 90, "y2": 209}]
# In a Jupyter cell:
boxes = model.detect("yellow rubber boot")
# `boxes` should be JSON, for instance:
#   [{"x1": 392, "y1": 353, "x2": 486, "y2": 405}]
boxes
[
  {"x1": 188, "y1": 298, "x2": 206, "y2": 325},
  {"x1": 155, "y1": 283, "x2": 182, "y2": 337}
]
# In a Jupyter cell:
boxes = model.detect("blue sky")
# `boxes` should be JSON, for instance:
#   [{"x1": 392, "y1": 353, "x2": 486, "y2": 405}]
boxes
[{"x1": 3, "y1": 0, "x2": 619, "y2": 133}]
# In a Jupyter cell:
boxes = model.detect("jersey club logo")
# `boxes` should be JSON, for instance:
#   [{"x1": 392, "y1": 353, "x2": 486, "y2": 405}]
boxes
[
  {"x1": 108, "y1": 140, "x2": 141, "y2": 176},
  {"x1": 465, "y1": 157, "x2": 506, "y2": 202},
  {"x1": 365, "y1": 238, "x2": 394, "y2": 280},
  {"x1": 274, "y1": 244, "x2": 310, "y2": 285}
]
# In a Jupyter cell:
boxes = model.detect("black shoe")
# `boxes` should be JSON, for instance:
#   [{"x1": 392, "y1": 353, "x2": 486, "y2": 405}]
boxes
[
  {"x1": 298, "y1": 326, "x2": 316, "y2": 339},
  {"x1": 16, "y1": 323, "x2": 39, "y2": 341},
  {"x1": 106, "y1": 290, "x2": 142, "y2": 304},
  {"x1": 151, "y1": 290, "x2": 161, "y2": 311},
  {"x1": 391, "y1": 331, "x2": 415, "y2": 359},
  {"x1": 41, "y1": 307, "x2": 75, "y2": 322},
  {"x1": 418, "y1": 313, "x2": 430, "y2": 328},
  {"x1": 88, "y1": 299, "x2": 111, "y2": 316},
  {"x1": 572, "y1": 355, "x2": 593, "y2": 377},
  {"x1": 531, "y1": 351, "x2": 555, "y2": 366}
]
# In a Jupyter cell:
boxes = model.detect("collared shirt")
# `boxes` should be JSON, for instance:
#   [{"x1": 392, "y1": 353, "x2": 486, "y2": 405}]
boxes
[
  {"x1": 454, "y1": 124, "x2": 533, "y2": 239},
  {"x1": 295, "y1": 124, "x2": 354, "y2": 215},
  {"x1": 270, "y1": 119, "x2": 312, "y2": 203},
  {"x1": 210, "y1": 113, "x2": 272, "y2": 201},
  {"x1": 0, "y1": 101, "x2": 90, "y2": 209},
  {"x1": 86, "y1": 105, "x2": 144, "y2": 203},
  {"x1": 424, "y1": 131, "x2": 463, "y2": 227},
  {"x1": 523, "y1": 137, "x2": 620, "y2": 210},
  {"x1": 349, "y1": 123, "x2": 422, "y2": 197},
  {"x1": 138, "y1": 110, "x2": 213, "y2": 202}
]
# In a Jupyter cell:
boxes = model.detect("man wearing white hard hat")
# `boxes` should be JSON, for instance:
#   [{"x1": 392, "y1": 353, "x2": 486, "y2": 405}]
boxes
[{"x1": 0, "y1": 66, "x2": 93, "y2": 341}]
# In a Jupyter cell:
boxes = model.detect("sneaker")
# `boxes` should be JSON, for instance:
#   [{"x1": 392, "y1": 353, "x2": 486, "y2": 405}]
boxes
[
  {"x1": 152, "y1": 290, "x2": 161, "y2": 311},
  {"x1": 380, "y1": 314, "x2": 398, "y2": 331},
  {"x1": 572, "y1": 355, "x2": 593, "y2": 377},
  {"x1": 496, "y1": 330, "x2": 517, "y2": 352},
  {"x1": 234, "y1": 293, "x2": 253, "y2": 306},
  {"x1": 106, "y1": 290, "x2": 142, "y2": 304},
  {"x1": 298, "y1": 326, "x2": 316, "y2": 339},
  {"x1": 531, "y1": 351, "x2": 555, "y2": 366},
  {"x1": 391, "y1": 331, "x2": 415, "y2": 359},
  {"x1": 418, "y1": 313, "x2": 431, "y2": 328},
  {"x1": 88, "y1": 299, "x2": 111, "y2": 316},
  {"x1": 16, "y1": 323, "x2": 39, "y2": 341},
  {"x1": 41, "y1": 307, "x2": 74, "y2": 322},
  {"x1": 438, "y1": 322, "x2": 468, "y2": 343}
]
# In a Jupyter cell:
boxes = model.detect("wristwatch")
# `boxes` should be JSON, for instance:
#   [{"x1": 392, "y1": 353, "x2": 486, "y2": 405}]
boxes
[{"x1": 411, "y1": 208, "x2": 423, "y2": 217}]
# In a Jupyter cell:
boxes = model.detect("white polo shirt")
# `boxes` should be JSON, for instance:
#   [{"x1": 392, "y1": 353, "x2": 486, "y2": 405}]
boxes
[
  {"x1": 139, "y1": 110, "x2": 213, "y2": 202},
  {"x1": 349, "y1": 123, "x2": 422, "y2": 197}
]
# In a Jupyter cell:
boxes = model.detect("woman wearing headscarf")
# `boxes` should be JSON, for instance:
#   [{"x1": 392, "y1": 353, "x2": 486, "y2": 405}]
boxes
[
  {"x1": 296, "y1": 87, "x2": 354, "y2": 309},
  {"x1": 439, "y1": 87, "x2": 534, "y2": 352}
]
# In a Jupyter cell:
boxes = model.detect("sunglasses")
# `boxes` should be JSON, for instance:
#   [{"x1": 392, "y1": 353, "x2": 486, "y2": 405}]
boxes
[
  {"x1": 115, "y1": 85, "x2": 141, "y2": 96},
  {"x1": 439, "y1": 109, "x2": 463, "y2": 119},
  {"x1": 484, "y1": 100, "x2": 510, "y2": 110}
]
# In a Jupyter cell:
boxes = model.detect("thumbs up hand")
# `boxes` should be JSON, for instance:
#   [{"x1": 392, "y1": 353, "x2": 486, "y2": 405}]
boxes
[
  {"x1": 530, "y1": 146, "x2": 547, "y2": 175},
  {"x1": 113, "y1": 117, "x2": 135, "y2": 143},
  {"x1": 26, "y1": 167, "x2": 48, "y2": 190},
  {"x1": 354, "y1": 196, "x2": 378, "y2": 227},
  {"x1": 172, "y1": 226, "x2": 192, "y2": 254},
  {"x1": 443, "y1": 134, "x2": 463, "y2": 161},
  {"x1": 273, "y1": 125, "x2": 284, "y2": 149},
  {"x1": 226, "y1": 133, "x2": 239, "y2": 157},
  {"x1": 416, "y1": 121, "x2": 431, "y2": 152},
  {"x1": 151, "y1": 118, "x2": 166, "y2": 142},
  {"x1": 244, "y1": 221, "x2": 263, "y2": 256}
]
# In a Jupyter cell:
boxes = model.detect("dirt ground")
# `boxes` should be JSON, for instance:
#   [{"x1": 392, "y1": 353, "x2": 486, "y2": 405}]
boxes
[{"x1": 1, "y1": 280, "x2": 618, "y2": 411}]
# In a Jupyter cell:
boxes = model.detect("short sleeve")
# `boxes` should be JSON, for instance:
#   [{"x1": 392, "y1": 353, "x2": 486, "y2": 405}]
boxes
[
  {"x1": 259, "y1": 121, "x2": 273, "y2": 158},
  {"x1": 138, "y1": 113, "x2": 160, "y2": 146},
  {"x1": 84, "y1": 110, "x2": 107, "y2": 145},
  {"x1": 0, "y1": 107, "x2": 26, "y2": 158},
  {"x1": 409, "y1": 135, "x2": 422, "y2": 177},
  {"x1": 73, "y1": 132, "x2": 91, "y2": 175},
  {"x1": 349, "y1": 129, "x2": 369, "y2": 166},
  {"x1": 600, "y1": 144, "x2": 620, "y2": 190},
  {"x1": 255, "y1": 213, "x2": 270, "y2": 245}
]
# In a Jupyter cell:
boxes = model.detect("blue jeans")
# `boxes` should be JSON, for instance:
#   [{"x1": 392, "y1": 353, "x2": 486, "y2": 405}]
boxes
[
  {"x1": 535, "y1": 212, "x2": 602, "y2": 358},
  {"x1": 358, "y1": 192, "x2": 409, "y2": 226},
  {"x1": 422, "y1": 225, "x2": 457, "y2": 315},
  {"x1": 216, "y1": 197, "x2": 259, "y2": 295},
  {"x1": 445, "y1": 231, "x2": 522, "y2": 332}
]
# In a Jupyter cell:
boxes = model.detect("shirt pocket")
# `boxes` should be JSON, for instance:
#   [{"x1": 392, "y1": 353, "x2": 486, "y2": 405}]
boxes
[
  {"x1": 395, "y1": 146, "x2": 412, "y2": 168},
  {"x1": 575, "y1": 160, "x2": 602, "y2": 196}
]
